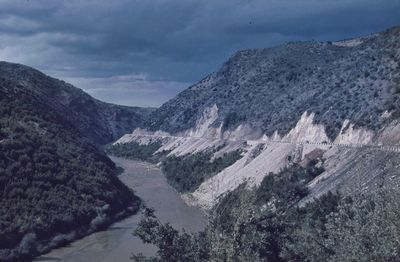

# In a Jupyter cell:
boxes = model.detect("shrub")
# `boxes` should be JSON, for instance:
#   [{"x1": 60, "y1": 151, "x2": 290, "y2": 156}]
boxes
[
  {"x1": 104, "y1": 141, "x2": 163, "y2": 163},
  {"x1": 161, "y1": 150, "x2": 242, "y2": 193}
]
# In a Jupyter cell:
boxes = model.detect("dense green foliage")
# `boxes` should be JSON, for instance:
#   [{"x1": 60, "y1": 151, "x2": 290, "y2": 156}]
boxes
[
  {"x1": 205, "y1": 163, "x2": 325, "y2": 262},
  {"x1": 132, "y1": 158, "x2": 400, "y2": 261},
  {"x1": 132, "y1": 208, "x2": 210, "y2": 262},
  {"x1": 282, "y1": 190, "x2": 400, "y2": 261},
  {"x1": 161, "y1": 150, "x2": 242, "y2": 193},
  {"x1": 104, "y1": 141, "x2": 163, "y2": 163},
  {"x1": 135, "y1": 187, "x2": 400, "y2": 261},
  {"x1": 0, "y1": 62, "x2": 153, "y2": 145},
  {"x1": 255, "y1": 160, "x2": 324, "y2": 206},
  {"x1": 0, "y1": 77, "x2": 140, "y2": 261},
  {"x1": 132, "y1": 161, "x2": 324, "y2": 261},
  {"x1": 134, "y1": 156, "x2": 400, "y2": 261}
]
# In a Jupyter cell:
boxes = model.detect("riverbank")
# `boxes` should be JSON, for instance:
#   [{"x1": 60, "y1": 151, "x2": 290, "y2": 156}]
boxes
[{"x1": 35, "y1": 157, "x2": 207, "y2": 262}]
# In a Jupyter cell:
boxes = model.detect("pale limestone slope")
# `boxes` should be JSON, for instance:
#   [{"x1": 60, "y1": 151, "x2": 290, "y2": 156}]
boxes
[{"x1": 115, "y1": 105, "x2": 386, "y2": 210}]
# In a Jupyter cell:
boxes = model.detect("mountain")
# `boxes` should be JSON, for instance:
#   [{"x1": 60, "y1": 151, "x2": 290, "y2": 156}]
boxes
[
  {"x1": 116, "y1": 26, "x2": 400, "y2": 261},
  {"x1": 149, "y1": 27, "x2": 399, "y2": 140},
  {"x1": 0, "y1": 61, "x2": 154, "y2": 145},
  {"x1": 0, "y1": 63, "x2": 142, "y2": 261},
  {"x1": 116, "y1": 26, "x2": 400, "y2": 210}
]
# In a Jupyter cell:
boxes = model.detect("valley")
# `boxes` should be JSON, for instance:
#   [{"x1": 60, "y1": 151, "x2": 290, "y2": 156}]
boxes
[
  {"x1": 36, "y1": 157, "x2": 206, "y2": 262},
  {"x1": 0, "y1": 22, "x2": 399, "y2": 261},
  {"x1": 114, "y1": 27, "x2": 400, "y2": 211}
]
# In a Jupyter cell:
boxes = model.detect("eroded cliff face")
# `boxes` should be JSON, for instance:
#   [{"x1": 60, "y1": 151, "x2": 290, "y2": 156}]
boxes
[
  {"x1": 114, "y1": 26, "x2": 400, "y2": 210},
  {"x1": 146, "y1": 27, "x2": 400, "y2": 140},
  {"x1": 114, "y1": 104, "x2": 400, "y2": 210}
]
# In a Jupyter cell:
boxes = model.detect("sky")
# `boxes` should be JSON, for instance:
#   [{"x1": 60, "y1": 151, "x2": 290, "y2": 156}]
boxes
[{"x1": 0, "y1": 0, "x2": 399, "y2": 107}]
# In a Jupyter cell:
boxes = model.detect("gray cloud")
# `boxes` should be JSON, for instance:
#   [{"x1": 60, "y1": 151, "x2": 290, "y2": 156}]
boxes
[
  {"x1": 0, "y1": 0, "x2": 399, "y2": 106},
  {"x1": 62, "y1": 73, "x2": 190, "y2": 107}
]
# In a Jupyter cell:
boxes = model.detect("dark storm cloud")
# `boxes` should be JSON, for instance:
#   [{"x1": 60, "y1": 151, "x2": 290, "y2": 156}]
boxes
[
  {"x1": 0, "y1": 0, "x2": 399, "y2": 106},
  {"x1": 226, "y1": 1, "x2": 400, "y2": 38}
]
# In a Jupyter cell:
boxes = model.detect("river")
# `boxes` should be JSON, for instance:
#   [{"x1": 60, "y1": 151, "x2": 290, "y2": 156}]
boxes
[{"x1": 35, "y1": 157, "x2": 207, "y2": 262}]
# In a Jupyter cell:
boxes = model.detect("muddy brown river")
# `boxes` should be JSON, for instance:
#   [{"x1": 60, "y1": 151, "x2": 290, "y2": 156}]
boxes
[{"x1": 35, "y1": 157, "x2": 207, "y2": 262}]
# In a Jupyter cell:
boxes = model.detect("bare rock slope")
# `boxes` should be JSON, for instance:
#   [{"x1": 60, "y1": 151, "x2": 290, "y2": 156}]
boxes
[
  {"x1": 117, "y1": 26, "x2": 400, "y2": 210},
  {"x1": 148, "y1": 26, "x2": 400, "y2": 140}
]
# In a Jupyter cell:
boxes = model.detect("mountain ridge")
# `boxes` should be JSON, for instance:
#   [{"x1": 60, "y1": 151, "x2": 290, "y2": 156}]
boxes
[
  {"x1": 115, "y1": 26, "x2": 400, "y2": 210},
  {"x1": 0, "y1": 61, "x2": 154, "y2": 145},
  {"x1": 147, "y1": 26, "x2": 400, "y2": 140}
]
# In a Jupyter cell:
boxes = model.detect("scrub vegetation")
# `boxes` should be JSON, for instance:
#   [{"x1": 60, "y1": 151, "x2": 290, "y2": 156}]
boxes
[
  {"x1": 148, "y1": 27, "x2": 400, "y2": 140},
  {"x1": 0, "y1": 65, "x2": 141, "y2": 261},
  {"x1": 104, "y1": 141, "x2": 163, "y2": 163},
  {"x1": 105, "y1": 141, "x2": 242, "y2": 193},
  {"x1": 132, "y1": 158, "x2": 400, "y2": 262},
  {"x1": 161, "y1": 150, "x2": 243, "y2": 193}
]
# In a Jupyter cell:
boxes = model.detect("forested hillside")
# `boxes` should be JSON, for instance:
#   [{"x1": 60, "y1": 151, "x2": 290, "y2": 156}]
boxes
[
  {"x1": 0, "y1": 62, "x2": 153, "y2": 145},
  {"x1": 0, "y1": 66, "x2": 141, "y2": 261}
]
